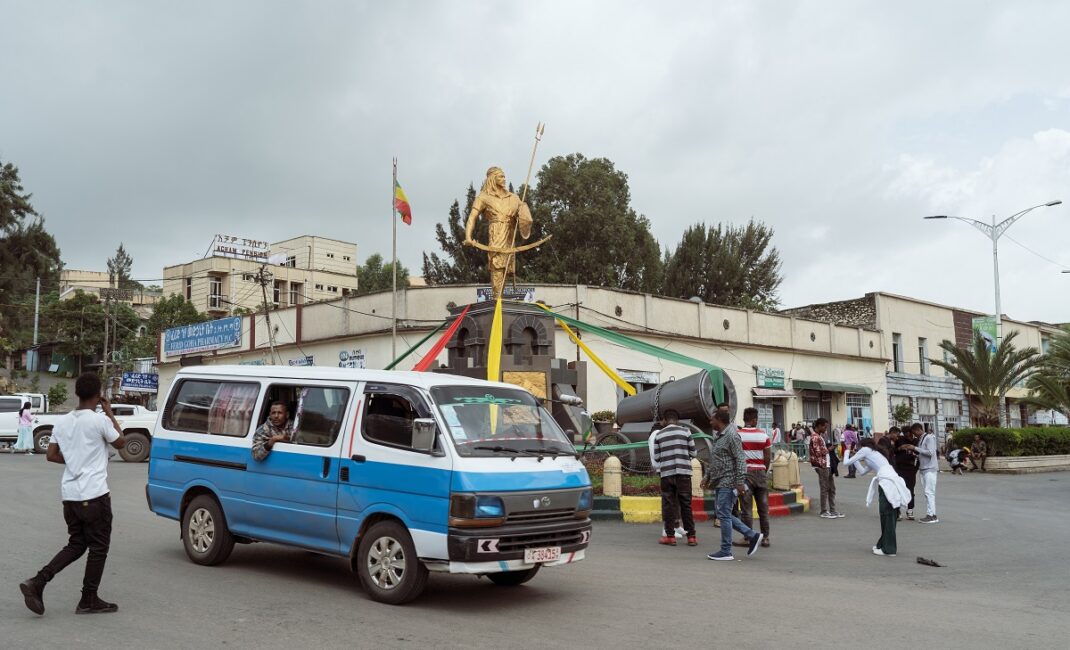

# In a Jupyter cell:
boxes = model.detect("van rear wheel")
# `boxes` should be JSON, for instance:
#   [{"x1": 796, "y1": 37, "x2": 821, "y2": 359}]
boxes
[
  {"x1": 487, "y1": 565, "x2": 540, "y2": 586},
  {"x1": 182, "y1": 495, "x2": 235, "y2": 566},
  {"x1": 356, "y1": 521, "x2": 428, "y2": 605}
]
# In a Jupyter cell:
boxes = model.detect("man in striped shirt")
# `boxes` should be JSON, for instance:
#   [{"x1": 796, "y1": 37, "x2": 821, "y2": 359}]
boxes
[
  {"x1": 648, "y1": 410, "x2": 697, "y2": 546},
  {"x1": 738, "y1": 407, "x2": 773, "y2": 547}
]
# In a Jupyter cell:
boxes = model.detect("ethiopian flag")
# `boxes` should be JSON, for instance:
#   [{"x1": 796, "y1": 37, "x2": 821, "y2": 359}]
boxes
[{"x1": 394, "y1": 179, "x2": 412, "y2": 225}]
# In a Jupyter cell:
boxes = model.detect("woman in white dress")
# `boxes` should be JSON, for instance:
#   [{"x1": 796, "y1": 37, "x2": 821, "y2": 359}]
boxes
[
  {"x1": 842, "y1": 438, "x2": 911, "y2": 557},
  {"x1": 14, "y1": 401, "x2": 35, "y2": 454}
]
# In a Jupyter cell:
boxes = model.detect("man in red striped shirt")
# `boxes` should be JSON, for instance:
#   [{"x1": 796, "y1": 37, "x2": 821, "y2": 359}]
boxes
[{"x1": 738, "y1": 407, "x2": 773, "y2": 547}]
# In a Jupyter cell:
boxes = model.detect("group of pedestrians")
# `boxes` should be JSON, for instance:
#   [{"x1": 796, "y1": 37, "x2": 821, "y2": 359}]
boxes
[{"x1": 651, "y1": 406, "x2": 953, "y2": 563}]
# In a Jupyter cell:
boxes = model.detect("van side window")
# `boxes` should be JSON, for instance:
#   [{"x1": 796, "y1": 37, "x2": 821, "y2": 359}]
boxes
[
  {"x1": 362, "y1": 387, "x2": 431, "y2": 451},
  {"x1": 164, "y1": 380, "x2": 260, "y2": 437},
  {"x1": 257, "y1": 384, "x2": 350, "y2": 447}
]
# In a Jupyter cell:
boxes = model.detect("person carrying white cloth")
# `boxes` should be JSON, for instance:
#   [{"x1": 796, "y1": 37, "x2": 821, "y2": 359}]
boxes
[{"x1": 843, "y1": 438, "x2": 911, "y2": 557}]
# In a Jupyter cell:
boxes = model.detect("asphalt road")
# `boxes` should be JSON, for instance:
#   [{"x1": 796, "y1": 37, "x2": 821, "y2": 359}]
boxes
[{"x1": 1, "y1": 454, "x2": 1068, "y2": 649}]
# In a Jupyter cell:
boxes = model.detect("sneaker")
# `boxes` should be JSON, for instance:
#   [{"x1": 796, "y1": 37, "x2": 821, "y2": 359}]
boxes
[
  {"x1": 906, "y1": 509, "x2": 915, "y2": 520},
  {"x1": 820, "y1": 511, "x2": 835, "y2": 519},
  {"x1": 75, "y1": 594, "x2": 118, "y2": 615},
  {"x1": 872, "y1": 547, "x2": 896, "y2": 557},
  {"x1": 747, "y1": 533, "x2": 764, "y2": 556},
  {"x1": 707, "y1": 551, "x2": 734, "y2": 561},
  {"x1": 687, "y1": 536, "x2": 698, "y2": 546},
  {"x1": 832, "y1": 511, "x2": 846, "y2": 518},
  {"x1": 919, "y1": 515, "x2": 939, "y2": 524},
  {"x1": 19, "y1": 578, "x2": 46, "y2": 615},
  {"x1": 658, "y1": 536, "x2": 677, "y2": 546},
  {"x1": 674, "y1": 527, "x2": 686, "y2": 539}
]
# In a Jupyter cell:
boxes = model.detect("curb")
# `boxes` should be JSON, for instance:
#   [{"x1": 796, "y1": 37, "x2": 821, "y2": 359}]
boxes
[{"x1": 594, "y1": 489, "x2": 810, "y2": 523}]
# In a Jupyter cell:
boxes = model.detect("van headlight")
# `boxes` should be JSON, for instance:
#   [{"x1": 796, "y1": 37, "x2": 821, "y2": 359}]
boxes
[
  {"x1": 576, "y1": 488, "x2": 593, "y2": 517},
  {"x1": 449, "y1": 494, "x2": 505, "y2": 527}
]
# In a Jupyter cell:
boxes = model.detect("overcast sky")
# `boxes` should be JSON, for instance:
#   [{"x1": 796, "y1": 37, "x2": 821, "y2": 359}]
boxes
[{"x1": 2, "y1": 1, "x2": 1068, "y2": 322}]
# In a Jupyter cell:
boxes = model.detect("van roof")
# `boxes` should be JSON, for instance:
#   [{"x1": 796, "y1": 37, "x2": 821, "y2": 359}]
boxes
[{"x1": 174, "y1": 365, "x2": 524, "y2": 392}]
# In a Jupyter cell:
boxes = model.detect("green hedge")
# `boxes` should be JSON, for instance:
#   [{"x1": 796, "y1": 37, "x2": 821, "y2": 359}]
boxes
[{"x1": 953, "y1": 427, "x2": 1070, "y2": 457}]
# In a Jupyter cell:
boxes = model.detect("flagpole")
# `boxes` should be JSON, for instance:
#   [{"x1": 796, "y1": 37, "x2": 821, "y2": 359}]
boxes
[{"x1": 391, "y1": 157, "x2": 398, "y2": 358}]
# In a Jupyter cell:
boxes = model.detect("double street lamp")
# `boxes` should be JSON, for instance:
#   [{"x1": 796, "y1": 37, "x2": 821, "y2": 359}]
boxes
[{"x1": 924, "y1": 200, "x2": 1063, "y2": 345}]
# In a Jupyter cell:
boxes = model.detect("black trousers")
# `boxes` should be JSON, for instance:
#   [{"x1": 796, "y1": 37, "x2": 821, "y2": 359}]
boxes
[
  {"x1": 660, "y1": 475, "x2": 695, "y2": 537},
  {"x1": 37, "y1": 493, "x2": 113, "y2": 596},
  {"x1": 898, "y1": 469, "x2": 917, "y2": 510}
]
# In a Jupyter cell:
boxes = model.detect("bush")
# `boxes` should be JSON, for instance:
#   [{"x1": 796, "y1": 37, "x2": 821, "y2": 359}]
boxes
[
  {"x1": 954, "y1": 427, "x2": 1070, "y2": 457},
  {"x1": 47, "y1": 382, "x2": 69, "y2": 409},
  {"x1": 590, "y1": 410, "x2": 616, "y2": 423}
]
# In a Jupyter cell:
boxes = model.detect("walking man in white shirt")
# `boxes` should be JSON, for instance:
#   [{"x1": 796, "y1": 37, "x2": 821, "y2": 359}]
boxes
[{"x1": 20, "y1": 372, "x2": 127, "y2": 616}]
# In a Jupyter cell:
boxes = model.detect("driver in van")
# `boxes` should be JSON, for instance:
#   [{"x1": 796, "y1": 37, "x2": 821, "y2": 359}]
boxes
[{"x1": 252, "y1": 401, "x2": 294, "y2": 461}]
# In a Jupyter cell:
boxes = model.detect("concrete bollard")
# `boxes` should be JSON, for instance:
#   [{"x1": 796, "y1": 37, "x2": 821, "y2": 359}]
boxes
[
  {"x1": 691, "y1": 458, "x2": 703, "y2": 497},
  {"x1": 603, "y1": 456, "x2": 622, "y2": 498}
]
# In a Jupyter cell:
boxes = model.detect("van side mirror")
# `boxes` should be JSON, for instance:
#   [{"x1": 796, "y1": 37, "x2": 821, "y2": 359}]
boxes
[{"x1": 411, "y1": 418, "x2": 438, "y2": 453}]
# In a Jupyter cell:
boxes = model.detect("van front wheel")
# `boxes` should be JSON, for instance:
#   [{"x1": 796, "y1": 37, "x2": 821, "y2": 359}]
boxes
[
  {"x1": 182, "y1": 495, "x2": 235, "y2": 566},
  {"x1": 487, "y1": 565, "x2": 540, "y2": 586},
  {"x1": 356, "y1": 521, "x2": 428, "y2": 605}
]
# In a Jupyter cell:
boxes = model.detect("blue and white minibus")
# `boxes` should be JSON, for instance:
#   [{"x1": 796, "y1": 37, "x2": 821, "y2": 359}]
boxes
[{"x1": 147, "y1": 365, "x2": 592, "y2": 604}]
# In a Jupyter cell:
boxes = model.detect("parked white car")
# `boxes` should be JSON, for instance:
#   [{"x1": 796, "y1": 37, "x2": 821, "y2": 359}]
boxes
[
  {"x1": 108, "y1": 404, "x2": 158, "y2": 462},
  {"x1": 0, "y1": 396, "x2": 67, "y2": 452}
]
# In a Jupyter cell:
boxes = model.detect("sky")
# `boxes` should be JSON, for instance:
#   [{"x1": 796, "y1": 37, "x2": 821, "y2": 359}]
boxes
[{"x1": 2, "y1": 0, "x2": 1069, "y2": 322}]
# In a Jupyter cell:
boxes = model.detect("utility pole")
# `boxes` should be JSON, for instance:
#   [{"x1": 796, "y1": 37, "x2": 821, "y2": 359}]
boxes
[
  {"x1": 102, "y1": 297, "x2": 110, "y2": 381},
  {"x1": 32, "y1": 277, "x2": 40, "y2": 346},
  {"x1": 257, "y1": 264, "x2": 278, "y2": 363}
]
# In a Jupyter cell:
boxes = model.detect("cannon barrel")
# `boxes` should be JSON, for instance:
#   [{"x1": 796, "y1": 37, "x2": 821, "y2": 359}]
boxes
[{"x1": 615, "y1": 370, "x2": 736, "y2": 430}]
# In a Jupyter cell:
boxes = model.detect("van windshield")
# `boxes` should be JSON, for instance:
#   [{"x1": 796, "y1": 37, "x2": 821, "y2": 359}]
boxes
[{"x1": 430, "y1": 386, "x2": 575, "y2": 457}]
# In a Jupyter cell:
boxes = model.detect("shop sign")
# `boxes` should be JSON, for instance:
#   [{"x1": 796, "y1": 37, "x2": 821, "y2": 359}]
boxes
[
  {"x1": 476, "y1": 287, "x2": 535, "y2": 303},
  {"x1": 211, "y1": 234, "x2": 269, "y2": 261},
  {"x1": 756, "y1": 366, "x2": 785, "y2": 389},
  {"x1": 164, "y1": 316, "x2": 242, "y2": 356},
  {"x1": 288, "y1": 355, "x2": 314, "y2": 367},
  {"x1": 338, "y1": 348, "x2": 365, "y2": 369},
  {"x1": 972, "y1": 316, "x2": 998, "y2": 354},
  {"x1": 120, "y1": 372, "x2": 158, "y2": 393}
]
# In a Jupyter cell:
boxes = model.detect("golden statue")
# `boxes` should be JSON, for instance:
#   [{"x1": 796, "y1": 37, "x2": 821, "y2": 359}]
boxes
[{"x1": 463, "y1": 166, "x2": 550, "y2": 299}]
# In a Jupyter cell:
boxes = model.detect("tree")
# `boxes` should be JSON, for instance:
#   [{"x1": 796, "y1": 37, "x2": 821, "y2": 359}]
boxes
[
  {"x1": 0, "y1": 160, "x2": 62, "y2": 346},
  {"x1": 147, "y1": 295, "x2": 207, "y2": 337},
  {"x1": 422, "y1": 155, "x2": 664, "y2": 292},
  {"x1": 662, "y1": 220, "x2": 782, "y2": 310},
  {"x1": 524, "y1": 154, "x2": 662, "y2": 292},
  {"x1": 48, "y1": 382, "x2": 69, "y2": 409},
  {"x1": 106, "y1": 243, "x2": 138, "y2": 289},
  {"x1": 1026, "y1": 326, "x2": 1070, "y2": 419},
  {"x1": 892, "y1": 403, "x2": 914, "y2": 425},
  {"x1": 931, "y1": 331, "x2": 1042, "y2": 427},
  {"x1": 357, "y1": 253, "x2": 410, "y2": 295},
  {"x1": 422, "y1": 185, "x2": 488, "y2": 285}
]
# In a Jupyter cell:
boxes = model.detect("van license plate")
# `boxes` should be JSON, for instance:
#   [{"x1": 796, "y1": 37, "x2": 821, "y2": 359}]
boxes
[{"x1": 524, "y1": 546, "x2": 561, "y2": 563}]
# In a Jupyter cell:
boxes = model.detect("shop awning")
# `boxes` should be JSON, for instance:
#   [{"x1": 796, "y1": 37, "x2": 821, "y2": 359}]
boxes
[
  {"x1": 752, "y1": 387, "x2": 796, "y2": 398},
  {"x1": 792, "y1": 380, "x2": 873, "y2": 395}
]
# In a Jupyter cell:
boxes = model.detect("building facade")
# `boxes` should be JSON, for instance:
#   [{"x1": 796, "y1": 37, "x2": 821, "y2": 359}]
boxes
[
  {"x1": 162, "y1": 236, "x2": 359, "y2": 317},
  {"x1": 155, "y1": 284, "x2": 891, "y2": 435},
  {"x1": 60, "y1": 269, "x2": 162, "y2": 317},
  {"x1": 783, "y1": 292, "x2": 1065, "y2": 431}
]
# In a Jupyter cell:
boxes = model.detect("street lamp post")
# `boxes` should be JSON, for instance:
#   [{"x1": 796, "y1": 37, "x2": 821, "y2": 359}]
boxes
[
  {"x1": 925, "y1": 200, "x2": 1062, "y2": 426},
  {"x1": 924, "y1": 200, "x2": 1062, "y2": 345}
]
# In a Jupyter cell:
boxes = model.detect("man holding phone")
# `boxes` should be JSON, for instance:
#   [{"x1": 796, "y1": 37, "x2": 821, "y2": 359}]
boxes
[{"x1": 20, "y1": 372, "x2": 126, "y2": 616}]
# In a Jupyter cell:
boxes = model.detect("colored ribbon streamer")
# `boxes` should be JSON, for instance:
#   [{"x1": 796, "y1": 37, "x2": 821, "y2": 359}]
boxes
[
  {"x1": 411, "y1": 305, "x2": 471, "y2": 372},
  {"x1": 384, "y1": 321, "x2": 447, "y2": 370},
  {"x1": 534, "y1": 305, "x2": 725, "y2": 403},
  {"x1": 535, "y1": 303, "x2": 635, "y2": 397},
  {"x1": 487, "y1": 297, "x2": 504, "y2": 435}
]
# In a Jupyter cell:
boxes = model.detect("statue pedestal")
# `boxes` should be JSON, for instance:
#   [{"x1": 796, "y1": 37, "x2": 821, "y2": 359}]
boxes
[{"x1": 433, "y1": 300, "x2": 588, "y2": 436}]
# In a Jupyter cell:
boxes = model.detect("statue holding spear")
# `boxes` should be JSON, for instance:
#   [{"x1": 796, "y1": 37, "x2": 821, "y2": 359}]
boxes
[{"x1": 463, "y1": 123, "x2": 550, "y2": 299}]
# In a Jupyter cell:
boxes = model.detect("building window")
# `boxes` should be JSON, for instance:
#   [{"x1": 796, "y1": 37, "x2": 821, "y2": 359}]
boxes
[
  {"x1": 942, "y1": 340, "x2": 955, "y2": 367},
  {"x1": 343, "y1": 255, "x2": 351, "y2": 262},
  {"x1": 273, "y1": 280, "x2": 283, "y2": 306},
  {"x1": 1041, "y1": 336, "x2": 1051, "y2": 355},
  {"x1": 185, "y1": 278, "x2": 192, "y2": 300},
  {"x1": 285, "y1": 255, "x2": 296, "y2": 268},
  {"x1": 243, "y1": 273, "x2": 255, "y2": 282},
  {"x1": 289, "y1": 283, "x2": 303, "y2": 306},
  {"x1": 916, "y1": 397, "x2": 937, "y2": 432},
  {"x1": 315, "y1": 284, "x2": 324, "y2": 291},
  {"x1": 327, "y1": 286, "x2": 338, "y2": 293},
  {"x1": 943, "y1": 399, "x2": 961, "y2": 418},
  {"x1": 327, "y1": 252, "x2": 335, "y2": 259},
  {"x1": 209, "y1": 276, "x2": 223, "y2": 310},
  {"x1": 892, "y1": 333, "x2": 903, "y2": 373},
  {"x1": 846, "y1": 393, "x2": 871, "y2": 429},
  {"x1": 918, "y1": 337, "x2": 929, "y2": 376}
]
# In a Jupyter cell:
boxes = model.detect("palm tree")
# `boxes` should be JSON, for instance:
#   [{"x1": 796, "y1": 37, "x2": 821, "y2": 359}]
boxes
[
  {"x1": 931, "y1": 331, "x2": 1042, "y2": 427},
  {"x1": 1026, "y1": 326, "x2": 1070, "y2": 419}
]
